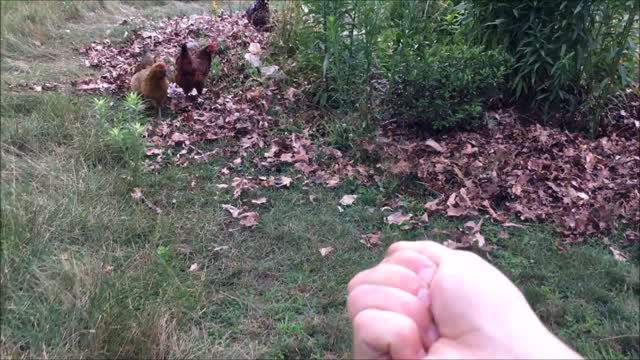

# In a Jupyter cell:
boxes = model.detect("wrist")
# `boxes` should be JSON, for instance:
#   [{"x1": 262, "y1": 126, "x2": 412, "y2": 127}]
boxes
[{"x1": 518, "y1": 323, "x2": 582, "y2": 359}]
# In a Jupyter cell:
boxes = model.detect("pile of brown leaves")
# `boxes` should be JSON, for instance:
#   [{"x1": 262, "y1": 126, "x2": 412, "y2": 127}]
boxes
[
  {"x1": 78, "y1": 12, "x2": 638, "y2": 245},
  {"x1": 78, "y1": 13, "x2": 267, "y2": 93},
  {"x1": 79, "y1": 12, "x2": 372, "y2": 187},
  {"x1": 375, "y1": 110, "x2": 639, "y2": 243}
]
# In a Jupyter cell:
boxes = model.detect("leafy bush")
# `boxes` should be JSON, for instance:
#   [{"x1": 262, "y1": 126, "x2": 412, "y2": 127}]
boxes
[
  {"x1": 387, "y1": 45, "x2": 511, "y2": 131},
  {"x1": 463, "y1": 0, "x2": 640, "y2": 129},
  {"x1": 274, "y1": 0, "x2": 511, "y2": 132}
]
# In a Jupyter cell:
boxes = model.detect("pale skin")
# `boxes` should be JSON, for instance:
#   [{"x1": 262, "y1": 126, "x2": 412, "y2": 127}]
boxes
[{"x1": 347, "y1": 241, "x2": 583, "y2": 359}]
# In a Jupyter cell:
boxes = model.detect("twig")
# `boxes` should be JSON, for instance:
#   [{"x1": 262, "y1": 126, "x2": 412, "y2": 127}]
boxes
[
  {"x1": 140, "y1": 194, "x2": 162, "y2": 214},
  {"x1": 598, "y1": 334, "x2": 640, "y2": 342}
]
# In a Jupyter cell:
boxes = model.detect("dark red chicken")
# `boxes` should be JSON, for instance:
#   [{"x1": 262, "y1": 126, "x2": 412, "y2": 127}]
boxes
[{"x1": 174, "y1": 41, "x2": 217, "y2": 96}]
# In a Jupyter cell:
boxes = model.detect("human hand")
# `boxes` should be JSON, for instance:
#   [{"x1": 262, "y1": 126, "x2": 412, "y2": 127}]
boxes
[{"x1": 347, "y1": 241, "x2": 582, "y2": 359}]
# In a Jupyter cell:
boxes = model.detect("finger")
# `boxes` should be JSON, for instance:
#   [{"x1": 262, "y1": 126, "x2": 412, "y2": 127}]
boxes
[
  {"x1": 387, "y1": 241, "x2": 451, "y2": 266},
  {"x1": 423, "y1": 338, "x2": 465, "y2": 360},
  {"x1": 352, "y1": 309, "x2": 427, "y2": 360},
  {"x1": 348, "y1": 284, "x2": 433, "y2": 344},
  {"x1": 347, "y1": 263, "x2": 423, "y2": 295},
  {"x1": 382, "y1": 250, "x2": 437, "y2": 284}
]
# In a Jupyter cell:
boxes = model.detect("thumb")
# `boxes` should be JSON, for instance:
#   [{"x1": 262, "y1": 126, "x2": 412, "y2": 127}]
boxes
[
  {"x1": 352, "y1": 309, "x2": 427, "y2": 360},
  {"x1": 387, "y1": 240, "x2": 452, "y2": 266}
]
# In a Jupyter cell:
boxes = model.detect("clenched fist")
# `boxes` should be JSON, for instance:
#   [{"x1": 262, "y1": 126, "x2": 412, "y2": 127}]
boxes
[{"x1": 347, "y1": 241, "x2": 582, "y2": 359}]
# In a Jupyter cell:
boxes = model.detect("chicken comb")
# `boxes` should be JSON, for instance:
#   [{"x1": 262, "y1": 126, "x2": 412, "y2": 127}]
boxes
[{"x1": 207, "y1": 41, "x2": 217, "y2": 53}]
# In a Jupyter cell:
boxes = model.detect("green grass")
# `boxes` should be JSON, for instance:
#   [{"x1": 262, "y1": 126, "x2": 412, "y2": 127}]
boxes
[{"x1": 1, "y1": 1, "x2": 639, "y2": 359}]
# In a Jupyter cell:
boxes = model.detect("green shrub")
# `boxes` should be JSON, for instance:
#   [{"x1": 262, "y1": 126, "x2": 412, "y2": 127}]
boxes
[
  {"x1": 387, "y1": 45, "x2": 511, "y2": 131},
  {"x1": 463, "y1": 0, "x2": 640, "y2": 130}
]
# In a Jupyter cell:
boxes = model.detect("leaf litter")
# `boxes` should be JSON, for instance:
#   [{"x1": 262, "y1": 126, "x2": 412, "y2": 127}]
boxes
[
  {"x1": 76, "y1": 11, "x2": 637, "y2": 249},
  {"x1": 360, "y1": 232, "x2": 381, "y2": 248},
  {"x1": 374, "y1": 109, "x2": 639, "y2": 244}
]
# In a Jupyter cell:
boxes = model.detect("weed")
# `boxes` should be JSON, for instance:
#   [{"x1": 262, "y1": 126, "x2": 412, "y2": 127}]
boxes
[
  {"x1": 208, "y1": 57, "x2": 221, "y2": 83},
  {"x1": 94, "y1": 93, "x2": 146, "y2": 183}
]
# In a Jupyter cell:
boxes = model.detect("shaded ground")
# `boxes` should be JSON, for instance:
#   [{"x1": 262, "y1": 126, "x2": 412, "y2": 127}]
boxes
[{"x1": 1, "y1": 1, "x2": 639, "y2": 359}]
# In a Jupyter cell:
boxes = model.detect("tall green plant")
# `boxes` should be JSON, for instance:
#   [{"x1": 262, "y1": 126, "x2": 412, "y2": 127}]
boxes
[
  {"x1": 463, "y1": 0, "x2": 639, "y2": 130},
  {"x1": 387, "y1": 44, "x2": 511, "y2": 131}
]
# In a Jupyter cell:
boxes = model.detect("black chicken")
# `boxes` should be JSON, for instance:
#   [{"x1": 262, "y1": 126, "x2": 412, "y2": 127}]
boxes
[{"x1": 245, "y1": 0, "x2": 270, "y2": 29}]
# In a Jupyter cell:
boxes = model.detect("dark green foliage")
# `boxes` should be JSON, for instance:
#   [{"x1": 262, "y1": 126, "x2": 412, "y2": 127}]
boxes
[
  {"x1": 276, "y1": 0, "x2": 513, "y2": 132},
  {"x1": 387, "y1": 44, "x2": 511, "y2": 131},
  {"x1": 463, "y1": 0, "x2": 640, "y2": 130}
]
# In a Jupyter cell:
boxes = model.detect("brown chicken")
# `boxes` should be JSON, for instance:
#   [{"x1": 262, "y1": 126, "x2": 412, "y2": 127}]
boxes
[
  {"x1": 130, "y1": 62, "x2": 169, "y2": 118},
  {"x1": 174, "y1": 41, "x2": 217, "y2": 96},
  {"x1": 134, "y1": 44, "x2": 156, "y2": 73}
]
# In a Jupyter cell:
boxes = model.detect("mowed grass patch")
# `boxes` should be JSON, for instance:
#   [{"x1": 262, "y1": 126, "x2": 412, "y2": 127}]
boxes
[
  {"x1": 490, "y1": 227, "x2": 640, "y2": 359},
  {"x1": 1, "y1": 0, "x2": 211, "y2": 85},
  {"x1": 2, "y1": 1, "x2": 639, "y2": 359},
  {"x1": 423, "y1": 215, "x2": 639, "y2": 359}
]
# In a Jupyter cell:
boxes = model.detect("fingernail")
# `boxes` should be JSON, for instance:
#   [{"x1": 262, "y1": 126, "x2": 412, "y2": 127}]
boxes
[
  {"x1": 418, "y1": 268, "x2": 434, "y2": 284},
  {"x1": 425, "y1": 325, "x2": 440, "y2": 346},
  {"x1": 417, "y1": 288, "x2": 430, "y2": 307}
]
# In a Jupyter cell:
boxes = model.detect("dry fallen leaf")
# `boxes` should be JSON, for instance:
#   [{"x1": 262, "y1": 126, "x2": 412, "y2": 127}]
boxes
[
  {"x1": 213, "y1": 246, "x2": 230, "y2": 252},
  {"x1": 424, "y1": 198, "x2": 441, "y2": 211},
  {"x1": 419, "y1": 212, "x2": 429, "y2": 223},
  {"x1": 425, "y1": 139, "x2": 445, "y2": 152},
  {"x1": 360, "y1": 232, "x2": 381, "y2": 248},
  {"x1": 462, "y1": 143, "x2": 478, "y2": 155},
  {"x1": 385, "y1": 211, "x2": 413, "y2": 225},
  {"x1": 248, "y1": 42, "x2": 262, "y2": 54},
  {"x1": 131, "y1": 187, "x2": 143, "y2": 200},
  {"x1": 473, "y1": 233, "x2": 486, "y2": 247},
  {"x1": 609, "y1": 247, "x2": 627, "y2": 262},
  {"x1": 285, "y1": 87, "x2": 298, "y2": 101},
  {"x1": 319, "y1": 247, "x2": 334, "y2": 257},
  {"x1": 624, "y1": 230, "x2": 639, "y2": 243},
  {"x1": 223, "y1": 204, "x2": 242, "y2": 218},
  {"x1": 244, "y1": 52, "x2": 262, "y2": 67},
  {"x1": 251, "y1": 197, "x2": 267, "y2": 204},
  {"x1": 309, "y1": 194, "x2": 317, "y2": 203},
  {"x1": 390, "y1": 159, "x2": 411, "y2": 175},
  {"x1": 145, "y1": 148, "x2": 162, "y2": 156},
  {"x1": 188, "y1": 263, "x2": 199, "y2": 272},
  {"x1": 273, "y1": 176, "x2": 292, "y2": 188},
  {"x1": 239, "y1": 212, "x2": 259, "y2": 227},
  {"x1": 463, "y1": 218, "x2": 483, "y2": 234},
  {"x1": 326, "y1": 176, "x2": 340, "y2": 188},
  {"x1": 339, "y1": 194, "x2": 358, "y2": 206},
  {"x1": 447, "y1": 206, "x2": 467, "y2": 217}
]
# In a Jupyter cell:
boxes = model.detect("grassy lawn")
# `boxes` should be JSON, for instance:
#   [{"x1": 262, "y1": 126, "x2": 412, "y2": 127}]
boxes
[{"x1": 1, "y1": 1, "x2": 638, "y2": 359}]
